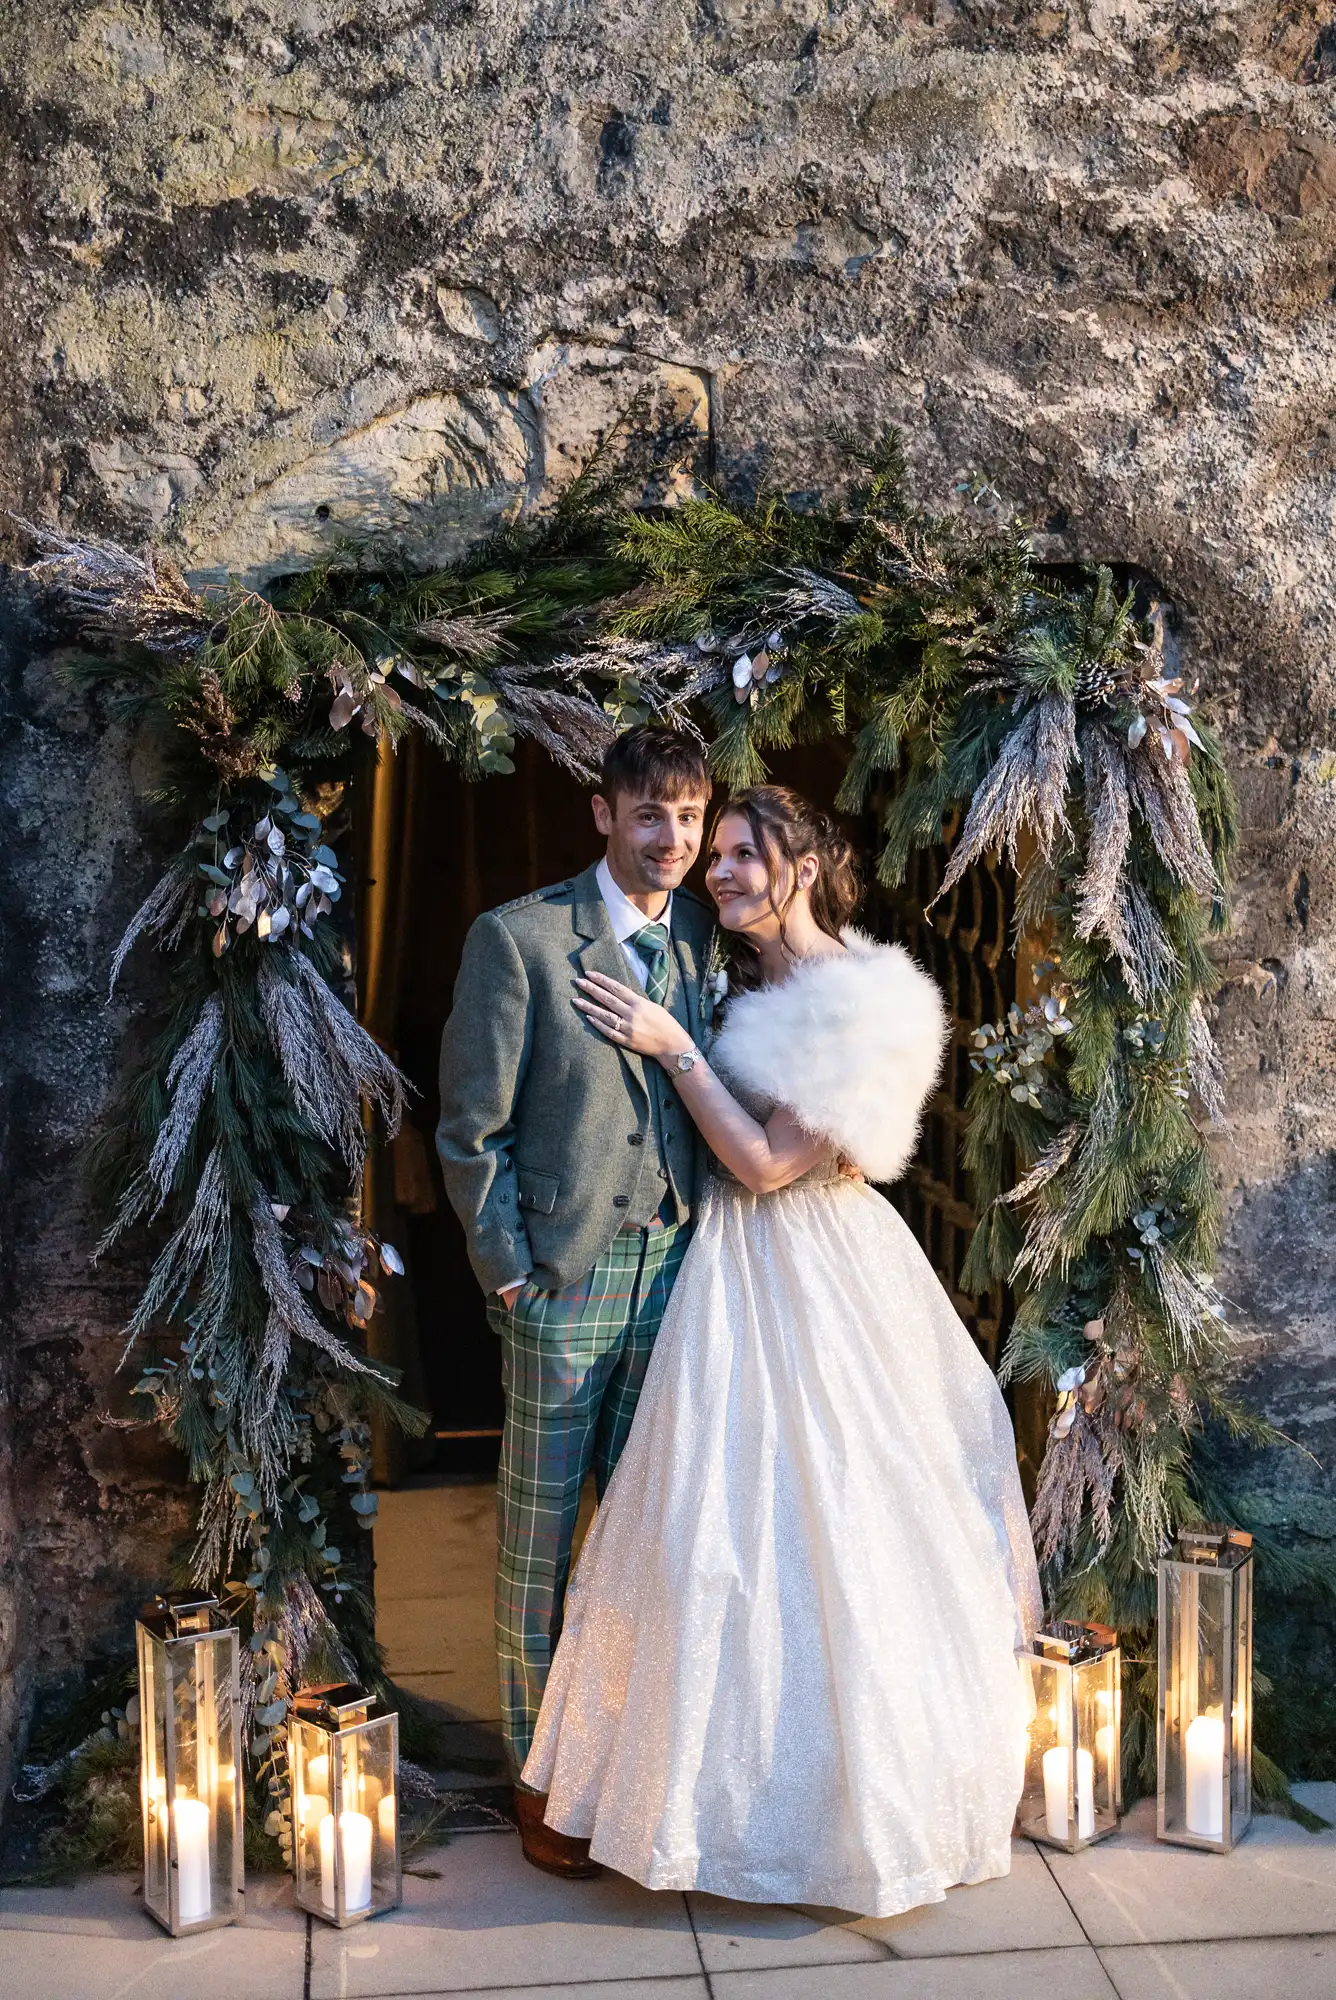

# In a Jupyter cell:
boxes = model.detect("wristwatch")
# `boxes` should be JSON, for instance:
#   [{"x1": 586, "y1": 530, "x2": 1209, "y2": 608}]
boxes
[{"x1": 674, "y1": 1044, "x2": 702, "y2": 1075}]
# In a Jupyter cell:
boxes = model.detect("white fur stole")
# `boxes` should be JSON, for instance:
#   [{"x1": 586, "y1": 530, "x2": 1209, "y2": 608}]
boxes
[{"x1": 712, "y1": 930, "x2": 950, "y2": 1184}]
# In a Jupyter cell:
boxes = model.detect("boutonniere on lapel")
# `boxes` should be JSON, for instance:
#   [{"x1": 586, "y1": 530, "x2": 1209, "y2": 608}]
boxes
[{"x1": 698, "y1": 931, "x2": 730, "y2": 1035}]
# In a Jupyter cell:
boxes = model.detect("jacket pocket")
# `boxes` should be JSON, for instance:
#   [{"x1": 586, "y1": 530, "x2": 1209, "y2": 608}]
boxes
[{"x1": 516, "y1": 1167, "x2": 560, "y2": 1215}]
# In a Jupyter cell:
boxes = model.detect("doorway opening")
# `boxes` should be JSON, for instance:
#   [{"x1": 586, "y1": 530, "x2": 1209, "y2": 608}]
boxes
[{"x1": 354, "y1": 736, "x2": 1024, "y2": 1731}]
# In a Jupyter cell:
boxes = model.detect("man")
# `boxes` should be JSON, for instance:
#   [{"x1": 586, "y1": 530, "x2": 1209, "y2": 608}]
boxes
[{"x1": 436, "y1": 725, "x2": 713, "y2": 1877}]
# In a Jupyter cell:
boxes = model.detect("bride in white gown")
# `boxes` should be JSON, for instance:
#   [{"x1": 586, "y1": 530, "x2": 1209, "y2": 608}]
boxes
[{"x1": 523, "y1": 785, "x2": 1041, "y2": 1918}]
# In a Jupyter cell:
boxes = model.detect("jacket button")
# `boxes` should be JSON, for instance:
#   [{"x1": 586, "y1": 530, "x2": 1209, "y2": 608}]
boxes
[
  {"x1": 627, "y1": 1132, "x2": 645, "y2": 1146},
  {"x1": 613, "y1": 1195, "x2": 630, "y2": 1208}
]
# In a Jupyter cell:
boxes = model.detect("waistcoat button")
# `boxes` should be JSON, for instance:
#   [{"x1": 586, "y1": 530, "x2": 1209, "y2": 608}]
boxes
[
  {"x1": 612, "y1": 1194, "x2": 630, "y2": 1208},
  {"x1": 627, "y1": 1132, "x2": 644, "y2": 1146}
]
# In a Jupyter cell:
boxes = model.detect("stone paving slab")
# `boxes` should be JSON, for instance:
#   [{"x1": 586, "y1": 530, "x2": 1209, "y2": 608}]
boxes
[
  {"x1": 307, "y1": 1832, "x2": 699, "y2": 1998},
  {"x1": 686, "y1": 1892, "x2": 886, "y2": 1971},
  {"x1": 330, "y1": 1984, "x2": 709, "y2": 2000},
  {"x1": 857, "y1": 1840, "x2": 1086, "y2": 1959},
  {"x1": 1045, "y1": 1791, "x2": 1336, "y2": 1945},
  {"x1": 709, "y1": 1946, "x2": 1119, "y2": 1998},
  {"x1": 687, "y1": 1840, "x2": 1083, "y2": 1970},
  {"x1": 0, "y1": 1869, "x2": 306, "y2": 2000},
  {"x1": 0, "y1": 1928, "x2": 307, "y2": 2000},
  {"x1": 7, "y1": 1794, "x2": 1336, "y2": 1999},
  {"x1": 0, "y1": 1868, "x2": 303, "y2": 1934},
  {"x1": 1102, "y1": 1934, "x2": 1336, "y2": 1999},
  {"x1": 0, "y1": 1925, "x2": 307, "y2": 2000},
  {"x1": 374, "y1": 1486, "x2": 498, "y2": 1606},
  {"x1": 377, "y1": 1597, "x2": 498, "y2": 1696}
]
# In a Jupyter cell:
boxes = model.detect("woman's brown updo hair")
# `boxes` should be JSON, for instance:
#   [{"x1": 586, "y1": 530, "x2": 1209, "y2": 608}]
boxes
[{"x1": 715, "y1": 785, "x2": 862, "y2": 991}]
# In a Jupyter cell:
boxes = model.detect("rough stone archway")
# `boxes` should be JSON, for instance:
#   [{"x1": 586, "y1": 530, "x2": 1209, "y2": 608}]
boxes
[{"x1": 4, "y1": 0, "x2": 1336, "y2": 1806}]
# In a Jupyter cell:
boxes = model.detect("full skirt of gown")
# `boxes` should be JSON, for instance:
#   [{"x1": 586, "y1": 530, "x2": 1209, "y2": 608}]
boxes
[{"x1": 522, "y1": 1172, "x2": 1042, "y2": 1918}]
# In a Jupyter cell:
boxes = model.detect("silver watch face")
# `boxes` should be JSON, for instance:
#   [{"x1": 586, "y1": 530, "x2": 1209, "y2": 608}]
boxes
[{"x1": 677, "y1": 1048, "x2": 697, "y2": 1072}]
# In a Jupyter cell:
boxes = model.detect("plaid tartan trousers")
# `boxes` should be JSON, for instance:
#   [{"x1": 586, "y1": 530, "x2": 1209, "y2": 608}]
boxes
[{"x1": 487, "y1": 1215, "x2": 690, "y2": 1775}]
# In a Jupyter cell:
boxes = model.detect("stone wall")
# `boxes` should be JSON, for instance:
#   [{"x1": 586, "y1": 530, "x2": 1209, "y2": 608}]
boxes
[
  {"x1": 2, "y1": 0, "x2": 1336, "y2": 1799},
  {"x1": 0, "y1": 596, "x2": 197, "y2": 1809}
]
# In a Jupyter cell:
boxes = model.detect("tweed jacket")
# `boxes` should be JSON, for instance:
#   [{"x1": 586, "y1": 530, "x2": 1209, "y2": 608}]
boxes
[{"x1": 436, "y1": 862, "x2": 715, "y2": 1295}]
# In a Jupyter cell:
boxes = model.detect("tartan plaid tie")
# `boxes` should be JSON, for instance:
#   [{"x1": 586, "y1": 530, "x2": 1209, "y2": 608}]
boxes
[{"x1": 630, "y1": 922, "x2": 671, "y2": 1005}]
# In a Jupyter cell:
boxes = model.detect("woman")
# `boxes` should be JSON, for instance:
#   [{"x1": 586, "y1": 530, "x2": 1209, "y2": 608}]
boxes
[{"x1": 523, "y1": 786, "x2": 1041, "y2": 1917}]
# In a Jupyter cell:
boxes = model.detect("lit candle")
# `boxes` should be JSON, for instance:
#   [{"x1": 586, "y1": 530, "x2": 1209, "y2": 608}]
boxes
[
  {"x1": 173, "y1": 1795, "x2": 212, "y2": 1926},
  {"x1": 1185, "y1": 1713, "x2": 1225, "y2": 1840},
  {"x1": 1095, "y1": 1724, "x2": 1117, "y2": 1773},
  {"x1": 377, "y1": 1791, "x2": 397, "y2": 1848},
  {"x1": 319, "y1": 1809, "x2": 373, "y2": 1914},
  {"x1": 1043, "y1": 1746, "x2": 1095, "y2": 1842},
  {"x1": 307, "y1": 1752, "x2": 329, "y2": 1795},
  {"x1": 302, "y1": 1791, "x2": 330, "y2": 1836}
]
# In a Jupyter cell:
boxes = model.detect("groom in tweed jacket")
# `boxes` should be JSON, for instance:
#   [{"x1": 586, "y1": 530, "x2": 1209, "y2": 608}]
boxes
[{"x1": 436, "y1": 726, "x2": 714, "y2": 1875}]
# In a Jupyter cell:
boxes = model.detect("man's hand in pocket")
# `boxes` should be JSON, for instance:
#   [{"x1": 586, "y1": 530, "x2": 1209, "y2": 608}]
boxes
[{"x1": 498, "y1": 1281, "x2": 525, "y2": 1309}]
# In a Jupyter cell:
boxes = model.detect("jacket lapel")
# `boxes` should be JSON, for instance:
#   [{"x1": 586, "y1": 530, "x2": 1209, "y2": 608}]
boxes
[
  {"x1": 672, "y1": 893, "x2": 715, "y2": 1044},
  {"x1": 572, "y1": 866, "x2": 716, "y2": 1068},
  {"x1": 571, "y1": 864, "x2": 649, "y2": 1102},
  {"x1": 672, "y1": 927, "x2": 701, "y2": 1040}
]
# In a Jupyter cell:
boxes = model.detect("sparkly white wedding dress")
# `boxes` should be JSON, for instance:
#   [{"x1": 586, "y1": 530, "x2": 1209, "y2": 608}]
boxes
[{"x1": 522, "y1": 933, "x2": 1042, "y2": 1917}]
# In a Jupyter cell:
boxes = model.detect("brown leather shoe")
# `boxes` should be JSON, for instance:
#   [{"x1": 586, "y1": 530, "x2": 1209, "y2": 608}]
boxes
[{"x1": 512, "y1": 1786, "x2": 602, "y2": 1878}]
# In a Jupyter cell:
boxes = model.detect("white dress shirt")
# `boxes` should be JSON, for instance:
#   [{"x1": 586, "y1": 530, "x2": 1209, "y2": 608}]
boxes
[{"x1": 596, "y1": 856, "x2": 674, "y2": 989}]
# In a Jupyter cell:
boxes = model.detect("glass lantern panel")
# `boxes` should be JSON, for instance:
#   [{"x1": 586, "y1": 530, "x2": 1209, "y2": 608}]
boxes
[
  {"x1": 1230, "y1": 1562, "x2": 1253, "y2": 1834},
  {"x1": 165, "y1": 1629, "x2": 241, "y2": 1928},
  {"x1": 1072, "y1": 1653, "x2": 1119, "y2": 1832},
  {"x1": 1160, "y1": 1562, "x2": 1231, "y2": 1844},
  {"x1": 334, "y1": 1718, "x2": 400, "y2": 1919},
  {"x1": 137, "y1": 1624, "x2": 171, "y2": 1928},
  {"x1": 1017, "y1": 1649, "x2": 1120, "y2": 1850},
  {"x1": 358, "y1": 1716, "x2": 400, "y2": 1911},
  {"x1": 1018, "y1": 1657, "x2": 1084, "y2": 1844},
  {"x1": 292, "y1": 1717, "x2": 333, "y2": 1912}
]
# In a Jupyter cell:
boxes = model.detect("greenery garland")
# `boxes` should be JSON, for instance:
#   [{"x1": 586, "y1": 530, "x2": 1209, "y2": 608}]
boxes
[{"x1": 12, "y1": 427, "x2": 1330, "y2": 1850}]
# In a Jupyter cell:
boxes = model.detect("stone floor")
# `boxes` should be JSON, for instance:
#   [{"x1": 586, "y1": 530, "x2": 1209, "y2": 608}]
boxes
[
  {"x1": 374, "y1": 1477, "x2": 595, "y2": 1794},
  {"x1": 4, "y1": 1483, "x2": 1334, "y2": 1998},
  {"x1": 4, "y1": 1796, "x2": 1336, "y2": 2000}
]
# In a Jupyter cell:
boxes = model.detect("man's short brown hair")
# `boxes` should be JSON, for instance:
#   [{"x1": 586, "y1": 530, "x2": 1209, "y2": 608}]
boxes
[{"x1": 598, "y1": 725, "x2": 711, "y2": 808}]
